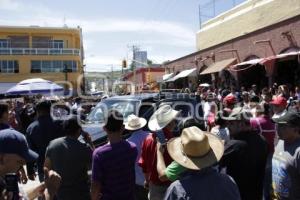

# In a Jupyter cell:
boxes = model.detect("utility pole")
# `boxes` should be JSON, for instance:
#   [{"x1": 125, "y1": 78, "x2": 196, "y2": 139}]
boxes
[
  {"x1": 127, "y1": 44, "x2": 140, "y2": 90},
  {"x1": 213, "y1": 0, "x2": 216, "y2": 17},
  {"x1": 198, "y1": 4, "x2": 202, "y2": 29},
  {"x1": 111, "y1": 65, "x2": 114, "y2": 93},
  {"x1": 63, "y1": 64, "x2": 68, "y2": 93}
]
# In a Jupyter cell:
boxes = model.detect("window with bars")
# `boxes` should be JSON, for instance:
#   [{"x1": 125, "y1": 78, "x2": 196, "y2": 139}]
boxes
[
  {"x1": 32, "y1": 36, "x2": 51, "y2": 48},
  {"x1": 0, "y1": 39, "x2": 10, "y2": 48},
  {"x1": 51, "y1": 40, "x2": 64, "y2": 48},
  {"x1": 31, "y1": 60, "x2": 77, "y2": 73},
  {"x1": 0, "y1": 60, "x2": 19, "y2": 73}
]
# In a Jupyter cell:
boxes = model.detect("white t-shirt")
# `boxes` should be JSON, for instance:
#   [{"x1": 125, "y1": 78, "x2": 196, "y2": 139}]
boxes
[
  {"x1": 272, "y1": 110, "x2": 287, "y2": 119},
  {"x1": 211, "y1": 126, "x2": 230, "y2": 142}
]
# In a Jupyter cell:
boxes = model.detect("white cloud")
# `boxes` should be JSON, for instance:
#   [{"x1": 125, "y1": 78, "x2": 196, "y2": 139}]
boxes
[
  {"x1": 140, "y1": 38, "x2": 195, "y2": 48},
  {"x1": 85, "y1": 55, "x2": 121, "y2": 66},
  {"x1": 75, "y1": 19, "x2": 195, "y2": 41},
  {"x1": 0, "y1": 17, "x2": 195, "y2": 43},
  {"x1": 0, "y1": 1, "x2": 196, "y2": 72},
  {"x1": 0, "y1": 0, "x2": 20, "y2": 11}
]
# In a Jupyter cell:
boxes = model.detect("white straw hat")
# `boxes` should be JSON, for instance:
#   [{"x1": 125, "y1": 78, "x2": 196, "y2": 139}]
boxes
[
  {"x1": 148, "y1": 105, "x2": 180, "y2": 132},
  {"x1": 124, "y1": 114, "x2": 147, "y2": 131}
]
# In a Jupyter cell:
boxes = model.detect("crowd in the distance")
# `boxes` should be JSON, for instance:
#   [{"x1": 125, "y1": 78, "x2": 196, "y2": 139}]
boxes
[{"x1": 0, "y1": 82, "x2": 299, "y2": 200}]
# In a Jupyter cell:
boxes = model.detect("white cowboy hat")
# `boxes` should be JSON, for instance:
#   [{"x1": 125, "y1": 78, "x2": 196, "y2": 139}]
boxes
[
  {"x1": 148, "y1": 105, "x2": 180, "y2": 132},
  {"x1": 199, "y1": 83, "x2": 210, "y2": 87},
  {"x1": 124, "y1": 114, "x2": 147, "y2": 131},
  {"x1": 167, "y1": 126, "x2": 224, "y2": 170}
]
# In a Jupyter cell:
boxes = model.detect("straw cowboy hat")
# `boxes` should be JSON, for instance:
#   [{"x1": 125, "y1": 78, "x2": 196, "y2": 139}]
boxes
[
  {"x1": 148, "y1": 105, "x2": 180, "y2": 132},
  {"x1": 167, "y1": 126, "x2": 224, "y2": 170},
  {"x1": 124, "y1": 114, "x2": 147, "y2": 131}
]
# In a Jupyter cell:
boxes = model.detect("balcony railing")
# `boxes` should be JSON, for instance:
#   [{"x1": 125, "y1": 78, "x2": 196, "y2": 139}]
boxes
[{"x1": 0, "y1": 48, "x2": 81, "y2": 56}]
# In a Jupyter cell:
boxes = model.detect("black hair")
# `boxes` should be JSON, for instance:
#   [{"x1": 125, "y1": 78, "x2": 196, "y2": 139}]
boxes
[
  {"x1": 215, "y1": 110, "x2": 230, "y2": 127},
  {"x1": 262, "y1": 103, "x2": 271, "y2": 116},
  {"x1": 221, "y1": 89, "x2": 230, "y2": 98},
  {"x1": 63, "y1": 116, "x2": 81, "y2": 136},
  {"x1": 74, "y1": 97, "x2": 82, "y2": 103},
  {"x1": 104, "y1": 109, "x2": 124, "y2": 132},
  {"x1": 250, "y1": 95, "x2": 260, "y2": 103},
  {"x1": 0, "y1": 103, "x2": 8, "y2": 119},
  {"x1": 178, "y1": 117, "x2": 205, "y2": 134},
  {"x1": 35, "y1": 100, "x2": 51, "y2": 113}
]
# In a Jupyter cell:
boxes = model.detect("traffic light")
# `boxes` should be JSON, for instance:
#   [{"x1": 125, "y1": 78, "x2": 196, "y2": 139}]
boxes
[
  {"x1": 146, "y1": 73, "x2": 151, "y2": 83},
  {"x1": 122, "y1": 59, "x2": 127, "y2": 68}
]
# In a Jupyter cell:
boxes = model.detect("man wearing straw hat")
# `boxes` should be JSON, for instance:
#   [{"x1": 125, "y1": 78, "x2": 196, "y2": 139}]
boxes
[
  {"x1": 164, "y1": 126, "x2": 241, "y2": 200},
  {"x1": 138, "y1": 105, "x2": 180, "y2": 200},
  {"x1": 126, "y1": 114, "x2": 149, "y2": 200},
  {"x1": 222, "y1": 107, "x2": 268, "y2": 200}
]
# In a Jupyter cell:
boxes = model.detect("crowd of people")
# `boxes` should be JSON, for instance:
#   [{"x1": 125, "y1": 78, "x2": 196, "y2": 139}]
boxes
[{"x1": 0, "y1": 82, "x2": 299, "y2": 200}]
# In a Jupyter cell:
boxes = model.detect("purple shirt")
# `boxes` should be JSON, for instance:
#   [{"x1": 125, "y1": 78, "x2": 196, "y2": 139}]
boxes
[
  {"x1": 250, "y1": 115, "x2": 276, "y2": 153},
  {"x1": 92, "y1": 140, "x2": 137, "y2": 200}
]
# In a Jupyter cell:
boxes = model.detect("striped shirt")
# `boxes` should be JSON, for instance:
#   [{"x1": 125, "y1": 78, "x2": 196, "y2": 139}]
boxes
[{"x1": 92, "y1": 140, "x2": 137, "y2": 200}]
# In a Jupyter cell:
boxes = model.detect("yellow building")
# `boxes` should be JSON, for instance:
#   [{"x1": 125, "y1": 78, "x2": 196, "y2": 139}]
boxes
[
  {"x1": 196, "y1": 0, "x2": 300, "y2": 51},
  {"x1": 0, "y1": 25, "x2": 84, "y2": 93}
]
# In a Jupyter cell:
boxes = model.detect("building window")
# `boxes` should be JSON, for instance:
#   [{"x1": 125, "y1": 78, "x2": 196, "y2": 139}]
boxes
[
  {"x1": 0, "y1": 39, "x2": 10, "y2": 48},
  {"x1": 0, "y1": 60, "x2": 19, "y2": 73},
  {"x1": 52, "y1": 40, "x2": 64, "y2": 48},
  {"x1": 31, "y1": 61, "x2": 41, "y2": 73},
  {"x1": 41, "y1": 61, "x2": 52, "y2": 72},
  {"x1": 9, "y1": 36, "x2": 29, "y2": 48},
  {"x1": 53, "y1": 61, "x2": 62, "y2": 72},
  {"x1": 31, "y1": 60, "x2": 77, "y2": 73},
  {"x1": 32, "y1": 36, "x2": 51, "y2": 48},
  {"x1": 63, "y1": 61, "x2": 77, "y2": 72}
]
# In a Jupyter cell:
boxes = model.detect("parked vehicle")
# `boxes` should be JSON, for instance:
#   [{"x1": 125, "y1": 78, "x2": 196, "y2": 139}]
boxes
[
  {"x1": 82, "y1": 92, "x2": 204, "y2": 146},
  {"x1": 81, "y1": 93, "x2": 159, "y2": 146},
  {"x1": 158, "y1": 93, "x2": 204, "y2": 135}
]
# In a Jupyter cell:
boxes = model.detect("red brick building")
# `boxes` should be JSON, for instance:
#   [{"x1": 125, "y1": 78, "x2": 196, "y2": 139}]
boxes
[
  {"x1": 122, "y1": 67, "x2": 165, "y2": 91},
  {"x1": 164, "y1": 0, "x2": 300, "y2": 89}
]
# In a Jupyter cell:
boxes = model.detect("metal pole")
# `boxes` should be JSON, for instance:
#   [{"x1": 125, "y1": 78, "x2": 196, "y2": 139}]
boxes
[
  {"x1": 148, "y1": 65, "x2": 150, "y2": 84},
  {"x1": 213, "y1": 0, "x2": 216, "y2": 17},
  {"x1": 133, "y1": 64, "x2": 136, "y2": 92},
  {"x1": 110, "y1": 65, "x2": 113, "y2": 93},
  {"x1": 63, "y1": 64, "x2": 68, "y2": 93},
  {"x1": 199, "y1": 4, "x2": 202, "y2": 29}
]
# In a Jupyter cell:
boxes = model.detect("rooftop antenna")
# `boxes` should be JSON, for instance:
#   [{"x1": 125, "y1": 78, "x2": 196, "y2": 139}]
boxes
[{"x1": 63, "y1": 15, "x2": 68, "y2": 28}]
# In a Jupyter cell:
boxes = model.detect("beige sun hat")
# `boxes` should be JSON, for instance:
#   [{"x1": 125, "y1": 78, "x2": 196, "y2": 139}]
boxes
[
  {"x1": 167, "y1": 126, "x2": 224, "y2": 170},
  {"x1": 124, "y1": 114, "x2": 147, "y2": 131},
  {"x1": 148, "y1": 105, "x2": 180, "y2": 132}
]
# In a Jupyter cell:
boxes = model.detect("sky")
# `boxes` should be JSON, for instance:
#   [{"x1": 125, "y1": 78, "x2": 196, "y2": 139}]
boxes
[{"x1": 0, "y1": 0, "x2": 245, "y2": 72}]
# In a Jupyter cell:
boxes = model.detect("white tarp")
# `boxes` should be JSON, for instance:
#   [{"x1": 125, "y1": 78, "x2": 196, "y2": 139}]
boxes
[
  {"x1": 163, "y1": 73, "x2": 174, "y2": 81},
  {"x1": 0, "y1": 83, "x2": 17, "y2": 94},
  {"x1": 6, "y1": 78, "x2": 64, "y2": 95},
  {"x1": 166, "y1": 68, "x2": 197, "y2": 82},
  {"x1": 233, "y1": 58, "x2": 264, "y2": 67}
]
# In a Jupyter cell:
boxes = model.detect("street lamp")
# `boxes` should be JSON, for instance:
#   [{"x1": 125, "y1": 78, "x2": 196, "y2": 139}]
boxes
[
  {"x1": 63, "y1": 64, "x2": 68, "y2": 93},
  {"x1": 63, "y1": 64, "x2": 68, "y2": 81}
]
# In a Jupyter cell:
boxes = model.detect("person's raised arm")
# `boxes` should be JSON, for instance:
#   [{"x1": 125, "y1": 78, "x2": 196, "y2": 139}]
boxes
[
  {"x1": 91, "y1": 181, "x2": 102, "y2": 200},
  {"x1": 44, "y1": 157, "x2": 52, "y2": 170},
  {"x1": 156, "y1": 142, "x2": 169, "y2": 181},
  {"x1": 25, "y1": 168, "x2": 61, "y2": 200}
]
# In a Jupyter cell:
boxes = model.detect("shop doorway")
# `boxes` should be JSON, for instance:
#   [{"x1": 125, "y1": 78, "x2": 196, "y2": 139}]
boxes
[
  {"x1": 274, "y1": 59, "x2": 300, "y2": 87},
  {"x1": 238, "y1": 64, "x2": 268, "y2": 90},
  {"x1": 274, "y1": 47, "x2": 300, "y2": 87}
]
